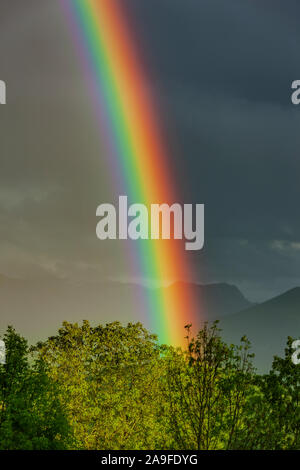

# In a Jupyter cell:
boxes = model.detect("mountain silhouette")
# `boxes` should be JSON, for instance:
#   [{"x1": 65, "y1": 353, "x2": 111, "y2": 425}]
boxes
[
  {"x1": 221, "y1": 287, "x2": 300, "y2": 371},
  {"x1": 166, "y1": 281, "x2": 253, "y2": 320},
  {"x1": 0, "y1": 276, "x2": 252, "y2": 344}
]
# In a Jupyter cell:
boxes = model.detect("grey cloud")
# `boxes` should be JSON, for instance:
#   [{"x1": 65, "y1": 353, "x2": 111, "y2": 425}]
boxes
[{"x1": 0, "y1": 0, "x2": 300, "y2": 301}]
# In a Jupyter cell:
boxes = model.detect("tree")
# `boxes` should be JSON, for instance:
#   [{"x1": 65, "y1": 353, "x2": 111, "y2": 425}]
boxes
[
  {"x1": 34, "y1": 321, "x2": 169, "y2": 449},
  {"x1": 5, "y1": 319, "x2": 299, "y2": 450},
  {"x1": 0, "y1": 326, "x2": 70, "y2": 450},
  {"x1": 236, "y1": 336, "x2": 300, "y2": 450},
  {"x1": 201, "y1": 335, "x2": 300, "y2": 450},
  {"x1": 164, "y1": 322, "x2": 255, "y2": 449}
]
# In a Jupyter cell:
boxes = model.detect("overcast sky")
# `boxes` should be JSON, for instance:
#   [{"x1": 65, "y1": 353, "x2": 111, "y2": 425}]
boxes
[{"x1": 0, "y1": 0, "x2": 300, "y2": 302}]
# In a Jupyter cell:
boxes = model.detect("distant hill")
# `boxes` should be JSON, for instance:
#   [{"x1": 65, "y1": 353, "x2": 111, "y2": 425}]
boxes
[
  {"x1": 221, "y1": 287, "x2": 300, "y2": 372},
  {"x1": 1, "y1": 273, "x2": 295, "y2": 372},
  {"x1": 0, "y1": 276, "x2": 252, "y2": 344},
  {"x1": 166, "y1": 281, "x2": 253, "y2": 320}
]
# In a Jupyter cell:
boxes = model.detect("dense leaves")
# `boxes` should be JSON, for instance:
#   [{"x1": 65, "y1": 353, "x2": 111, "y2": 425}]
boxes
[
  {"x1": 34, "y1": 321, "x2": 167, "y2": 449},
  {"x1": 164, "y1": 322, "x2": 255, "y2": 449},
  {"x1": 0, "y1": 327, "x2": 70, "y2": 449},
  {"x1": 0, "y1": 321, "x2": 299, "y2": 449}
]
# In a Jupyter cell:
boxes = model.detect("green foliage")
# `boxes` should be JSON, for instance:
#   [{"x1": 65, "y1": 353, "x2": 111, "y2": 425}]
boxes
[
  {"x1": 220, "y1": 336, "x2": 300, "y2": 450},
  {"x1": 2, "y1": 320, "x2": 300, "y2": 449},
  {"x1": 34, "y1": 320, "x2": 168, "y2": 449},
  {"x1": 163, "y1": 322, "x2": 255, "y2": 449},
  {"x1": 0, "y1": 326, "x2": 70, "y2": 450},
  {"x1": 265, "y1": 337, "x2": 300, "y2": 449}
]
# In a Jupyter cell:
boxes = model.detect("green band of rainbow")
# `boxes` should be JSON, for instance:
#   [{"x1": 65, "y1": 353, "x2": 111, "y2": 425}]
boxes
[{"x1": 61, "y1": 0, "x2": 199, "y2": 345}]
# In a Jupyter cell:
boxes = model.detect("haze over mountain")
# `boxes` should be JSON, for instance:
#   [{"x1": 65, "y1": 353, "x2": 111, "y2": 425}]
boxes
[
  {"x1": 166, "y1": 281, "x2": 253, "y2": 320},
  {"x1": 2, "y1": 271, "x2": 298, "y2": 372},
  {"x1": 0, "y1": 275, "x2": 252, "y2": 344},
  {"x1": 221, "y1": 287, "x2": 300, "y2": 372}
]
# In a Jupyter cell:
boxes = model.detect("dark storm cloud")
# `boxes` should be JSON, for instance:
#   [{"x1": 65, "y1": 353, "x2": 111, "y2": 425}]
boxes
[
  {"x1": 129, "y1": 0, "x2": 300, "y2": 104},
  {"x1": 126, "y1": 0, "x2": 300, "y2": 299},
  {"x1": 0, "y1": 0, "x2": 299, "y2": 300},
  {"x1": 0, "y1": 0, "x2": 128, "y2": 281}
]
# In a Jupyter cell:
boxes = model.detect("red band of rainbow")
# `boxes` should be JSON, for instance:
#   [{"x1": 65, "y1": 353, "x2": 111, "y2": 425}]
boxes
[{"x1": 61, "y1": 0, "x2": 200, "y2": 345}]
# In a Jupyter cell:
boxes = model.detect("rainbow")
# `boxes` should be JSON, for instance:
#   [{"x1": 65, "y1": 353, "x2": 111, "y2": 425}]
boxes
[{"x1": 61, "y1": 0, "x2": 200, "y2": 345}]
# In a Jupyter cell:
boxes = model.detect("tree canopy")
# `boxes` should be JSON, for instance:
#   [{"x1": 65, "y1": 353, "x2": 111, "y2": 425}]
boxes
[{"x1": 0, "y1": 320, "x2": 299, "y2": 450}]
